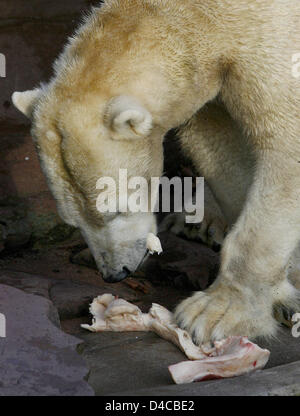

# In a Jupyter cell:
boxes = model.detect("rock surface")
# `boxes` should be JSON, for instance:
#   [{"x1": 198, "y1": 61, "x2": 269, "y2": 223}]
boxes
[
  {"x1": 0, "y1": 284, "x2": 94, "y2": 396},
  {"x1": 0, "y1": 269, "x2": 146, "y2": 319},
  {"x1": 78, "y1": 331, "x2": 186, "y2": 395},
  {"x1": 0, "y1": 270, "x2": 52, "y2": 299},
  {"x1": 142, "y1": 232, "x2": 220, "y2": 290},
  {"x1": 76, "y1": 324, "x2": 300, "y2": 396}
]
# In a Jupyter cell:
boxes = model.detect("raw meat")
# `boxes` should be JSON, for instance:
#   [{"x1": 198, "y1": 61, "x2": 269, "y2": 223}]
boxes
[
  {"x1": 146, "y1": 233, "x2": 163, "y2": 255},
  {"x1": 81, "y1": 294, "x2": 270, "y2": 384},
  {"x1": 81, "y1": 294, "x2": 150, "y2": 332},
  {"x1": 81, "y1": 294, "x2": 207, "y2": 359},
  {"x1": 168, "y1": 336, "x2": 270, "y2": 384}
]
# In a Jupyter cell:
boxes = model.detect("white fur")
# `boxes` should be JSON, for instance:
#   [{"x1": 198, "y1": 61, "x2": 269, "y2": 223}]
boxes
[
  {"x1": 104, "y1": 96, "x2": 153, "y2": 140},
  {"x1": 12, "y1": 89, "x2": 41, "y2": 118}
]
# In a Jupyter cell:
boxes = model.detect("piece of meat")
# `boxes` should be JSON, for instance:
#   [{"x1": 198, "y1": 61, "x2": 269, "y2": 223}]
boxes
[
  {"x1": 81, "y1": 295, "x2": 150, "y2": 332},
  {"x1": 146, "y1": 233, "x2": 163, "y2": 255},
  {"x1": 81, "y1": 294, "x2": 208, "y2": 359},
  {"x1": 168, "y1": 336, "x2": 270, "y2": 384},
  {"x1": 148, "y1": 303, "x2": 209, "y2": 359},
  {"x1": 81, "y1": 294, "x2": 270, "y2": 384}
]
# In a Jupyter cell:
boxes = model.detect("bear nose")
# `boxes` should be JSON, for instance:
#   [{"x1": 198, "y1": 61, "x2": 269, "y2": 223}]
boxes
[{"x1": 104, "y1": 267, "x2": 131, "y2": 283}]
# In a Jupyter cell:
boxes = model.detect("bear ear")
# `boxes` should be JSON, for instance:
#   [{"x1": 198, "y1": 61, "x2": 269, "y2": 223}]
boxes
[
  {"x1": 104, "y1": 96, "x2": 153, "y2": 140},
  {"x1": 12, "y1": 89, "x2": 42, "y2": 118}
]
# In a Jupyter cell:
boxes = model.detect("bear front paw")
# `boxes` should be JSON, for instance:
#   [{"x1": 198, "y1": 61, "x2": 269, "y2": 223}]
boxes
[{"x1": 174, "y1": 284, "x2": 277, "y2": 344}]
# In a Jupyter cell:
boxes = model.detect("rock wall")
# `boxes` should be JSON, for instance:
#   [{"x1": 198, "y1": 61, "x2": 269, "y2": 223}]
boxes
[{"x1": 0, "y1": 1, "x2": 100, "y2": 251}]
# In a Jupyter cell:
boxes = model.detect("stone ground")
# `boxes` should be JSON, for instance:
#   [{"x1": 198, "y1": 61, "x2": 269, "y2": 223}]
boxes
[{"x1": 0, "y1": 231, "x2": 299, "y2": 396}]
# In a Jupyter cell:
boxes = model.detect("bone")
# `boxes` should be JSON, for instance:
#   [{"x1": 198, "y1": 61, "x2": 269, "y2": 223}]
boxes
[
  {"x1": 81, "y1": 294, "x2": 270, "y2": 384},
  {"x1": 168, "y1": 336, "x2": 270, "y2": 384}
]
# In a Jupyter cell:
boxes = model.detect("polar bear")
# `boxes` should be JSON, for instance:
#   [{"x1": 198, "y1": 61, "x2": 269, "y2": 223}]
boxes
[{"x1": 12, "y1": 0, "x2": 300, "y2": 343}]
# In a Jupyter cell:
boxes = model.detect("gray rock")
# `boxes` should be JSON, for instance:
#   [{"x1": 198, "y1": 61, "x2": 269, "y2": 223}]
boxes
[
  {"x1": 78, "y1": 331, "x2": 187, "y2": 395},
  {"x1": 259, "y1": 327, "x2": 300, "y2": 369},
  {"x1": 3, "y1": 219, "x2": 32, "y2": 250},
  {"x1": 0, "y1": 270, "x2": 51, "y2": 299},
  {"x1": 0, "y1": 270, "x2": 138, "y2": 320},
  {"x1": 71, "y1": 247, "x2": 97, "y2": 269},
  {"x1": 50, "y1": 280, "x2": 111, "y2": 320},
  {"x1": 0, "y1": 284, "x2": 94, "y2": 395},
  {"x1": 0, "y1": 225, "x2": 4, "y2": 253}
]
